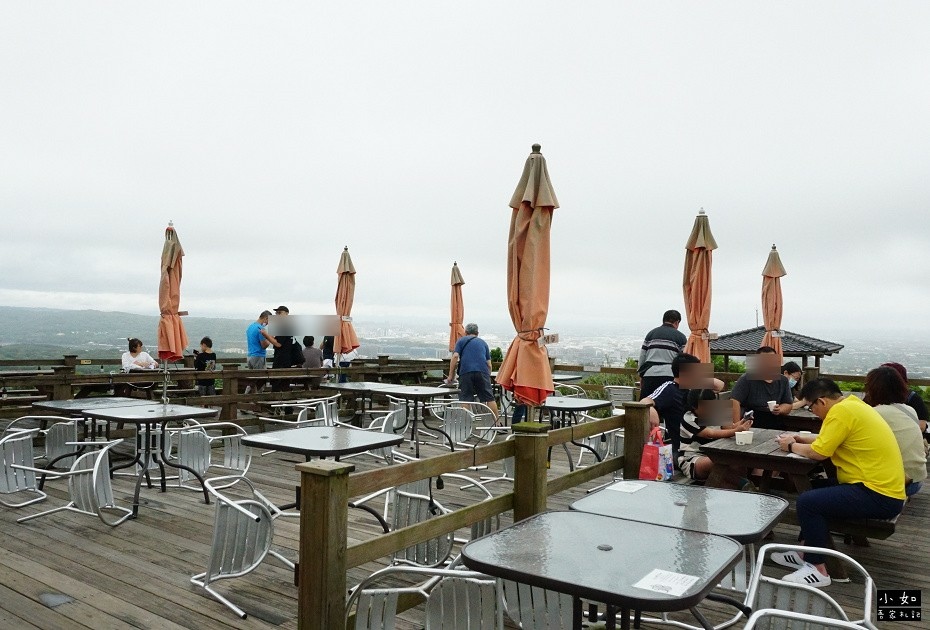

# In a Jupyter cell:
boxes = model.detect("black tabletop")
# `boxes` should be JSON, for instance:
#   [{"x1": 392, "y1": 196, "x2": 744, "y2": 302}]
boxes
[
  {"x1": 83, "y1": 404, "x2": 219, "y2": 423},
  {"x1": 570, "y1": 480, "x2": 788, "y2": 544},
  {"x1": 374, "y1": 385, "x2": 459, "y2": 399},
  {"x1": 540, "y1": 396, "x2": 612, "y2": 412},
  {"x1": 241, "y1": 426, "x2": 403, "y2": 457},
  {"x1": 462, "y1": 511, "x2": 742, "y2": 612},
  {"x1": 32, "y1": 398, "x2": 160, "y2": 413}
]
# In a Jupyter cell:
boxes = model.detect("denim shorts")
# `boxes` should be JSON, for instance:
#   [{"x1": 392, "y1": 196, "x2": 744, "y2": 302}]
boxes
[{"x1": 459, "y1": 371, "x2": 494, "y2": 403}]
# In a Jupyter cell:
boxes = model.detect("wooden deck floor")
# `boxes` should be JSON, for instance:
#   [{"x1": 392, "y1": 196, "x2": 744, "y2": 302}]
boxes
[{"x1": 0, "y1": 426, "x2": 926, "y2": 629}]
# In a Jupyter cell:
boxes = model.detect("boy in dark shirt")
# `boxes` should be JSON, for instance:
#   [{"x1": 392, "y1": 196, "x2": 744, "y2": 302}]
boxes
[
  {"x1": 679, "y1": 388, "x2": 753, "y2": 488},
  {"x1": 194, "y1": 336, "x2": 217, "y2": 396}
]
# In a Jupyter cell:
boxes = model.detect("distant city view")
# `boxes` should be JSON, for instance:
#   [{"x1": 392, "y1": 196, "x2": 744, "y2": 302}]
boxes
[{"x1": 1, "y1": 306, "x2": 927, "y2": 378}]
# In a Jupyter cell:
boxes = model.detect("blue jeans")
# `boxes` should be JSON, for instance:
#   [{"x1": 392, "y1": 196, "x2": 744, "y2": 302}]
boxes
[{"x1": 797, "y1": 480, "x2": 904, "y2": 565}]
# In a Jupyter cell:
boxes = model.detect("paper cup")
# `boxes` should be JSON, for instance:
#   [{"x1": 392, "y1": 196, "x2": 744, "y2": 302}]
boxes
[
  {"x1": 799, "y1": 430, "x2": 812, "y2": 435},
  {"x1": 735, "y1": 431, "x2": 754, "y2": 445},
  {"x1": 767, "y1": 400, "x2": 777, "y2": 411}
]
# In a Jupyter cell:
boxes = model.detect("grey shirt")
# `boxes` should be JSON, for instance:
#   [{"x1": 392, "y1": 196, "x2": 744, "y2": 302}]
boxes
[{"x1": 302, "y1": 346, "x2": 323, "y2": 369}]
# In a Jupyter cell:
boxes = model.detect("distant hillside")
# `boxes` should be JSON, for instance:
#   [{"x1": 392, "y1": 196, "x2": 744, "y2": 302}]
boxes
[{"x1": 0, "y1": 306, "x2": 252, "y2": 358}]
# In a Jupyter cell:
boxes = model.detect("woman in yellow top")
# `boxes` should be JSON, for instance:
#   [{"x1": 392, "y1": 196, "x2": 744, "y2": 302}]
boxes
[{"x1": 773, "y1": 378, "x2": 905, "y2": 588}]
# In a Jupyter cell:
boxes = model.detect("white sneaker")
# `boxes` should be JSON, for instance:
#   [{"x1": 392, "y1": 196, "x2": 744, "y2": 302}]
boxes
[
  {"x1": 771, "y1": 551, "x2": 805, "y2": 569},
  {"x1": 782, "y1": 563, "x2": 831, "y2": 588}
]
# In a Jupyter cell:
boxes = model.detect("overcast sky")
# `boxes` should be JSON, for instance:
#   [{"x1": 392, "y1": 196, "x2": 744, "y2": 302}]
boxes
[{"x1": 2, "y1": 2, "x2": 928, "y2": 341}]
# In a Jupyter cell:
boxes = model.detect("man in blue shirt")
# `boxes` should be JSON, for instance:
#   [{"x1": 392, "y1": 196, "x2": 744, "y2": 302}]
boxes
[
  {"x1": 446, "y1": 323, "x2": 499, "y2": 421},
  {"x1": 246, "y1": 310, "x2": 281, "y2": 370}
]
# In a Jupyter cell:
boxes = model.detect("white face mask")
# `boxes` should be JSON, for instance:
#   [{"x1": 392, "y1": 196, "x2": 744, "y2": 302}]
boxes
[{"x1": 788, "y1": 377, "x2": 798, "y2": 388}]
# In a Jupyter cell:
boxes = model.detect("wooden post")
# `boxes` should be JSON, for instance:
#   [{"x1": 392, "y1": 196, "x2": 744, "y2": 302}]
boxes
[
  {"x1": 378, "y1": 354, "x2": 390, "y2": 367},
  {"x1": 622, "y1": 402, "x2": 651, "y2": 480},
  {"x1": 63, "y1": 354, "x2": 78, "y2": 368},
  {"x1": 512, "y1": 420, "x2": 549, "y2": 522},
  {"x1": 223, "y1": 365, "x2": 239, "y2": 421},
  {"x1": 296, "y1": 460, "x2": 354, "y2": 630},
  {"x1": 51, "y1": 365, "x2": 74, "y2": 400},
  {"x1": 803, "y1": 365, "x2": 820, "y2": 387}
]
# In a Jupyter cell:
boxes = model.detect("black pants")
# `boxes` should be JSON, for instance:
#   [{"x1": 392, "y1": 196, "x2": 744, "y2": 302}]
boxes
[{"x1": 640, "y1": 375, "x2": 673, "y2": 400}]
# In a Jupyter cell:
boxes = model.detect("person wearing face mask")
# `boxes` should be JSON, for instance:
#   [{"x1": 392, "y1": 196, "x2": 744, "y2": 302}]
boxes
[{"x1": 781, "y1": 361, "x2": 805, "y2": 410}]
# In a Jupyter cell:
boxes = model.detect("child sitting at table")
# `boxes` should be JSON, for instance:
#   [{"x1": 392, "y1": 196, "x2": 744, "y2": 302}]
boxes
[{"x1": 679, "y1": 389, "x2": 754, "y2": 489}]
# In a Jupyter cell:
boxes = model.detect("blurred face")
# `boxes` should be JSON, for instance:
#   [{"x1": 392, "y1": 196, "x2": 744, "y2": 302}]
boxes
[
  {"x1": 746, "y1": 353, "x2": 781, "y2": 380},
  {"x1": 200, "y1": 343, "x2": 210, "y2": 353},
  {"x1": 693, "y1": 399, "x2": 730, "y2": 426},
  {"x1": 677, "y1": 362, "x2": 714, "y2": 389}
]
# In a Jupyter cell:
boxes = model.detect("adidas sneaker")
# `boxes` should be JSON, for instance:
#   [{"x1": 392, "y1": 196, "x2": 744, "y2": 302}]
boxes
[
  {"x1": 771, "y1": 550, "x2": 805, "y2": 569},
  {"x1": 782, "y1": 563, "x2": 832, "y2": 588}
]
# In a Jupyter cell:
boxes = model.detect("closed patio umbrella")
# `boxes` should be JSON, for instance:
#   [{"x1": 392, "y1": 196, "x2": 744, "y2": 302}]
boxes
[
  {"x1": 496, "y1": 144, "x2": 558, "y2": 407},
  {"x1": 335, "y1": 246, "x2": 360, "y2": 354},
  {"x1": 761, "y1": 244, "x2": 787, "y2": 358},
  {"x1": 449, "y1": 262, "x2": 465, "y2": 352},
  {"x1": 682, "y1": 210, "x2": 717, "y2": 363},
  {"x1": 156, "y1": 221, "x2": 188, "y2": 362}
]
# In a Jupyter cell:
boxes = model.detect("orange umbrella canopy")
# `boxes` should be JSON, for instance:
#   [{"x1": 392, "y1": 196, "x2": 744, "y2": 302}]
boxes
[
  {"x1": 156, "y1": 223, "x2": 188, "y2": 361},
  {"x1": 335, "y1": 246, "x2": 360, "y2": 354},
  {"x1": 682, "y1": 210, "x2": 718, "y2": 363},
  {"x1": 449, "y1": 262, "x2": 465, "y2": 352},
  {"x1": 761, "y1": 244, "x2": 787, "y2": 358},
  {"x1": 496, "y1": 144, "x2": 558, "y2": 406}
]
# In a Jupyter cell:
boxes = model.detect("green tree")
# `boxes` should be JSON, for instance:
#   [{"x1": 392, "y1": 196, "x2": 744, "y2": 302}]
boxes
[{"x1": 490, "y1": 347, "x2": 503, "y2": 362}]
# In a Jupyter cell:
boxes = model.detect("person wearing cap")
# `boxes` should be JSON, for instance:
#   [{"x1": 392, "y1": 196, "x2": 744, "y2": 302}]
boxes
[
  {"x1": 447, "y1": 323, "x2": 499, "y2": 422},
  {"x1": 270, "y1": 306, "x2": 301, "y2": 391}
]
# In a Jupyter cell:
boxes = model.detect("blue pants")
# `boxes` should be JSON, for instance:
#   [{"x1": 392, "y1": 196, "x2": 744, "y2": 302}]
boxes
[{"x1": 796, "y1": 480, "x2": 903, "y2": 565}]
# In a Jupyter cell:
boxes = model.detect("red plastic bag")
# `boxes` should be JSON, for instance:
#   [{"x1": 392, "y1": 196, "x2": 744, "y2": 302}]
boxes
[{"x1": 639, "y1": 427, "x2": 674, "y2": 481}]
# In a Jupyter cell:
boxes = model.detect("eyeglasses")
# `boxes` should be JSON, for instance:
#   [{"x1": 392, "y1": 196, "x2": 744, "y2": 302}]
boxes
[{"x1": 804, "y1": 398, "x2": 821, "y2": 412}]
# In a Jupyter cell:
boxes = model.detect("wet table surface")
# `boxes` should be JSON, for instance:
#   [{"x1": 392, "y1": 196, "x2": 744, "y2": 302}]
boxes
[
  {"x1": 241, "y1": 426, "x2": 403, "y2": 460},
  {"x1": 320, "y1": 381, "x2": 398, "y2": 393},
  {"x1": 83, "y1": 403, "x2": 219, "y2": 424},
  {"x1": 540, "y1": 396, "x2": 612, "y2": 413},
  {"x1": 32, "y1": 397, "x2": 160, "y2": 413},
  {"x1": 570, "y1": 480, "x2": 788, "y2": 544},
  {"x1": 373, "y1": 385, "x2": 459, "y2": 399},
  {"x1": 462, "y1": 510, "x2": 743, "y2": 613}
]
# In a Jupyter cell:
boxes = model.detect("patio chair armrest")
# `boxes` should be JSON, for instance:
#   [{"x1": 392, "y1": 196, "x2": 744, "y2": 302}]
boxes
[
  {"x1": 349, "y1": 487, "x2": 392, "y2": 508},
  {"x1": 438, "y1": 473, "x2": 494, "y2": 499},
  {"x1": 11, "y1": 463, "x2": 79, "y2": 476},
  {"x1": 64, "y1": 439, "x2": 121, "y2": 447}
]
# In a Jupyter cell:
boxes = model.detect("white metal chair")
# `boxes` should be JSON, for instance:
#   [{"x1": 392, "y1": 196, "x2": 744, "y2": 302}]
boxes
[
  {"x1": 191, "y1": 476, "x2": 295, "y2": 619},
  {"x1": 0, "y1": 427, "x2": 48, "y2": 508},
  {"x1": 341, "y1": 409, "x2": 409, "y2": 464},
  {"x1": 574, "y1": 412, "x2": 625, "y2": 469},
  {"x1": 351, "y1": 475, "x2": 495, "y2": 567},
  {"x1": 346, "y1": 564, "x2": 504, "y2": 630},
  {"x1": 500, "y1": 579, "x2": 575, "y2": 629},
  {"x1": 15, "y1": 440, "x2": 133, "y2": 527},
  {"x1": 426, "y1": 401, "x2": 506, "y2": 451},
  {"x1": 745, "y1": 544, "x2": 879, "y2": 630},
  {"x1": 743, "y1": 609, "x2": 870, "y2": 630},
  {"x1": 553, "y1": 384, "x2": 586, "y2": 398},
  {"x1": 257, "y1": 394, "x2": 346, "y2": 429},
  {"x1": 4, "y1": 415, "x2": 90, "y2": 471},
  {"x1": 603, "y1": 385, "x2": 635, "y2": 415},
  {"x1": 165, "y1": 421, "x2": 252, "y2": 491}
]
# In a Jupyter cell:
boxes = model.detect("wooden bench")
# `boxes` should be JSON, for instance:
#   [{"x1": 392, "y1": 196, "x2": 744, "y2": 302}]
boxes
[{"x1": 830, "y1": 512, "x2": 901, "y2": 545}]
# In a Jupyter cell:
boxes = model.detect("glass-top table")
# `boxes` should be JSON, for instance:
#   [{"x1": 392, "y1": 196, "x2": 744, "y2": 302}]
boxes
[
  {"x1": 32, "y1": 397, "x2": 159, "y2": 414},
  {"x1": 570, "y1": 480, "x2": 788, "y2": 544},
  {"x1": 83, "y1": 404, "x2": 220, "y2": 516},
  {"x1": 462, "y1": 511, "x2": 743, "y2": 630},
  {"x1": 372, "y1": 385, "x2": 459, "y2": 458},
  {"x1": 241, "y1": 425, "x2": 403, "y2": 461}
]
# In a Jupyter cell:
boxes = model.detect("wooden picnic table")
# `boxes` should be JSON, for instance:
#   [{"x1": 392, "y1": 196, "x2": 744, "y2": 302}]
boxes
[{"x1": 699, "y1": 428, "x2": 824, "y2": 493}]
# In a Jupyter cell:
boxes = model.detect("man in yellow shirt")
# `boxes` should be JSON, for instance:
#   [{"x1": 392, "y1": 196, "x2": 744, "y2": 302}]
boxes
[{"x1": 773, "y1": 378, "x2": 905, "y2": 587}]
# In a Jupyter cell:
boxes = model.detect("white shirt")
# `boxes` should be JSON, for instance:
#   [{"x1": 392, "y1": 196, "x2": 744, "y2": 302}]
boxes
[{"x1": 121, "y1": 351, "x2": 157, "y2": 372}]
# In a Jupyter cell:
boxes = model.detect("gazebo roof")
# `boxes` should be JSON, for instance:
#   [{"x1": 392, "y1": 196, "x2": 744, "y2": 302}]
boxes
[{"x1": 710, "y1": 326, "x2": 843, "y2": 357}]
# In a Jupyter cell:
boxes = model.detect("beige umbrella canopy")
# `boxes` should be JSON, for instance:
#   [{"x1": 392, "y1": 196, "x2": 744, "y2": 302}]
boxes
[
  {"x1": 495, "y1": 144, "x2": 558, "y2": 407},
  {"x1": 335, "y1": 246, "x2": 360, "y2": 354},
  {"x1": 449, "y1": 262, "x2": 465, "y2": 352},
  {"x1": 156, "y1": 222, "x2": 188, "y2": 361},
  {"x1": 761, "y1": 244, "x2": 787, "y2": 358},
  {"x1": 682, "y1": 210, "x2": 718, "y2": 363}
]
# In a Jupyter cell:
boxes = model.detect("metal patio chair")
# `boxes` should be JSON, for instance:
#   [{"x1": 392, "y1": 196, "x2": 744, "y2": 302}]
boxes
[
  {"x1": 165, "y1": 421, "x2": 252, "y2": 492},
  {"x1": 190, "y1": 476, "x2": 295, "y2": 619},
  {"x1": 603, "y1": 385, "x2": 635, "y2": 415},
  {"x1": 745, "y1": 544, "x2": 879, "y2": 630},
  {"x1": 500, "y1": 578, "x2": 575, "y2": 630},
  {"x1": 346, "y1": 564, "x2": 504, "y2": 630},
  {"x1": 0, "y1": 427, "x2": 48, "y2": 508},
  {"x1": 743, "y1": 609, "x2": 870, "y2": 630},
  {"x1": 15, "y1": 439, "x2": 132, "y2": 526}
]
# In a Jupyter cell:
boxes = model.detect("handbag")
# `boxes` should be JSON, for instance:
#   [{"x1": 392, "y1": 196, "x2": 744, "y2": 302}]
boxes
[{"x1": 639, "y1": 427, "x2": 674, "y2": 481}]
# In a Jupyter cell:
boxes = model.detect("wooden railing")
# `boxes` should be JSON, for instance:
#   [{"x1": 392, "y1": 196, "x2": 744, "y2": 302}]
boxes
[{"x1": 294, "y1": 402, "x2": 653, "y2": 629}]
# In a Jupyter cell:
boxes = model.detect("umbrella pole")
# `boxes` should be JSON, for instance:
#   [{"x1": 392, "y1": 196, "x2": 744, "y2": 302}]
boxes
[{"x1": 161, "y1": 361, "x2": 169, "y2": 405}]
